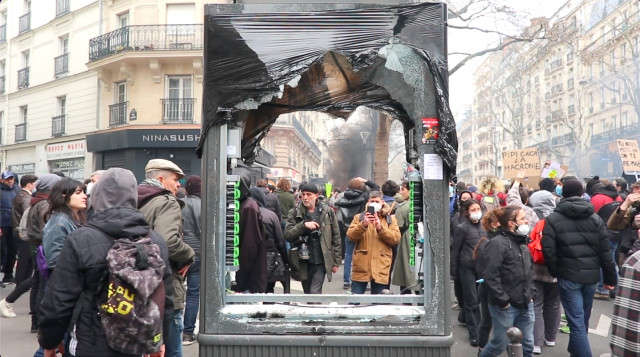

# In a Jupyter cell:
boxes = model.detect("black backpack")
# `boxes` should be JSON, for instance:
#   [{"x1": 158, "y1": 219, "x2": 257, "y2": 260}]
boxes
[{"x1": 99, "y1": 235, "x2": 166, "y2": 355}]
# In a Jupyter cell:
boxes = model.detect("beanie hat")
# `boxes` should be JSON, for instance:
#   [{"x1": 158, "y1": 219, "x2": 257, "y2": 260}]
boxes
[
  {"x1": 539, "y1": 178, "x2": 556, "y2": 193},
  {"x1": 185, "y1": 175, "x2": 201, "y2": 196},
  {"x1": 562, "y1": 179, "x2": 584, "y2": 198},
  {"x1": 585, "y1": 176, "x2": 601, "y2": 196},
  {"x1": 299, "y1": 182, "x2": 319, "y2": 194}
]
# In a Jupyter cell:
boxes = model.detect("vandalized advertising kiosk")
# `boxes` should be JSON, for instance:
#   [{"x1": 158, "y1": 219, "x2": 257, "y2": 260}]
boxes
[{"x1": 197, "y1": 2, "x2": 458, "y2": 356}]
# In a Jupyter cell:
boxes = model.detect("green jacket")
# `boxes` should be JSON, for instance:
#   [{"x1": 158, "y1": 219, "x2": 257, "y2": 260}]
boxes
[
  {"x1": 284, "y1": 201, "x2": 341, "y2": 282},
  {"x1": 139, "y1": 185, "x2": 195, "y2": 309},
  {"x1": 391, "y1": 198, "x2": 418, "y2": 289},
  {"x1": 274, "y1": 189, "x2": 296, "y2": 221}
]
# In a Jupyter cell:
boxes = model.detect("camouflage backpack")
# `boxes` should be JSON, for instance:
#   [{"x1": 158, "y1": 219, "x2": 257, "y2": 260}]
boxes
[{"x1": 99, "y1": 235, "x2": 166, "y2": 355}]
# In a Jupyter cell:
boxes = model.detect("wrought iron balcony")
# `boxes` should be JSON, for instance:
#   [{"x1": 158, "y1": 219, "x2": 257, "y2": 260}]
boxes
[
  {"x1": 54, "y1": 53, "x2": 69, "y2": 77},
  {"x1": 52, "y1": 114, "x2": 66, "y2": 136},
  {"x1": 19, "y1": 13, "x2": 30, "y2": 34},
  {"x1": 15, "y1": 123, "x2": 26, "y2": 142},
  {"x1": 18, "y1": 67, "x2": 29, "y2": 90},
  {"x1": 56, "y1": 0, "x2": 70, "y2": 17},
  {"x1": 0, "y1": 76, "x2": 4, "y2": 95},
  {"x1": 162, "y1": 98, "x2": 195, "y2": 123},
  {"x1": 0, "y1": 24, "x2": 5, "y2": 43},
  {"x1": 109, "y1": 102, "x2": 128, "y2": 127},
  {"x1": 89, "y1": 24, "x2": 204, "y2": 62}
]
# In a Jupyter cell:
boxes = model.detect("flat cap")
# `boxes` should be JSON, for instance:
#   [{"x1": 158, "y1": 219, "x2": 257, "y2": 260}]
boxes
[{"x1": 145, "y1": 159, "x2": 185, "y2": 179}]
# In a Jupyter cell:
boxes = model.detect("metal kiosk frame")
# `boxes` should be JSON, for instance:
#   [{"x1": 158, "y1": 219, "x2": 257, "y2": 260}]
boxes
[{"x1": 198, "y1": 2, "x2": 458, "y2": 356}]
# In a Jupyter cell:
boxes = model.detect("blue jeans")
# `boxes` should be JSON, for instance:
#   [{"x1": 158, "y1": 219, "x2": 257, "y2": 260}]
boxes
[
  {"x1": 480, "y1": 302, "x2": 534, "y2": 357},
  {"x1": 343, "y1": 239, "x2": 355, "y2": 284},
  {"x1": 596, "y1": 239, "x2": 618, "y2": 294},
  {"x1": 351, "y1": 280, "x2": 386, "y2": 295},
  {"x1": 183, "y1": 258, "x2": 200, "y2": 335},
  {"x1": 558, "y1": 278, "x2": 596, "y2": 357},
  {"x1": 166, "y1": 308, "x2": 184, "y2": 357}
]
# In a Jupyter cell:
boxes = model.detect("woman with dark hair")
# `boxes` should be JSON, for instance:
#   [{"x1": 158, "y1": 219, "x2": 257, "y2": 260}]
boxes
[
  {"x1": 451, "y1": 199, "x2": 486, "y2": 347},
  {"x1": 478, "y1": 205, "x2": 535, "y2": 357},
  {"x1": 42, "y1": 178, "x2": 87, "y2": 270}
]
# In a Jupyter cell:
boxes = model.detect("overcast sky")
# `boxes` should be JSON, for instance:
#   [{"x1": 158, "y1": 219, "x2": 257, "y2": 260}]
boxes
[{"x1": 448, "y1": 0, "x2": 565, "y2": 117}]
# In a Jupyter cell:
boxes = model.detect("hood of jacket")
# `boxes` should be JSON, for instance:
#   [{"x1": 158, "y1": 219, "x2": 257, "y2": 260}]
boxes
[
  {"x1": 343, "y1": 188, "x2": 364, "y2": 200},
  {"x1": 555, "y1": 196, "x2": 595, "y2": 219},
  {"x1": 231, "y1": 166, "x2": 252, "y2": 201},
  {"x1": 89, "y1": 168, "x2": 150, "y2": 238},
  {"x1": 138, "y1": 183, "x2": 171, "y2": 209},
  {"x1": 529, "y1": 190, "x2": 556, "y2": 218},
  {"x1": 250, "y1": 187, "x2": 266, "y2": 207},
  {"x1": 595, "y1": 184, "x2": 619, "y2": 200},
  {"x1": 335, "y1": 188, "x2": 366, "y2": 208}
]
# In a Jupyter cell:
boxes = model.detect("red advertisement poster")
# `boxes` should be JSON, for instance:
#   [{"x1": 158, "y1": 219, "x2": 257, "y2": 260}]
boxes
[{"x1": 422, "y1": 118, "x2": 439, "y2": 143}]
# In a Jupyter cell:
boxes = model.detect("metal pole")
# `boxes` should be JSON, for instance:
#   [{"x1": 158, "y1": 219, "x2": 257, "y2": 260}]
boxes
[{"x1": 506, "y1": 327, "x2": 523, "y2": 357}]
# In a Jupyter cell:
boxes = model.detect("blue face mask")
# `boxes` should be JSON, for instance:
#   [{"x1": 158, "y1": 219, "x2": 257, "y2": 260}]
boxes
[{"x1": 555, "y1": 186, "x2": 562, "y2": 196}]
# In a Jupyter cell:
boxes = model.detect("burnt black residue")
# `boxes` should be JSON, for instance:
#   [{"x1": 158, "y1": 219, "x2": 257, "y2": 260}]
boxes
[{"x1": 249, "y1": 312, "x2": 268, "y2": 318}]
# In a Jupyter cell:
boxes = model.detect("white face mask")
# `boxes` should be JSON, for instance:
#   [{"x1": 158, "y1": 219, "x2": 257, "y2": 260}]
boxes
[
  {"x1": 469, "y1": 212, "x2": 482, "y2": 221},
  {"x1": 516, "y1": 224, "x2": 530, "y2": 236},
  {"x1": 85, "y1": 182, "x2": 94, "y2": 196},
  {"x1": 368, "y1": 202, "x2": 382, "y2": 213}
]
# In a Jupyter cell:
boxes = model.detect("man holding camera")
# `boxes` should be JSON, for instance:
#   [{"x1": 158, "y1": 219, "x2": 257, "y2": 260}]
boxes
[
  {"x1": 285, "y1": 183, "x2": 341, "y2": 294},
  {"x1": 347, "y1": 191, "x2": 401, "y2": 294}
]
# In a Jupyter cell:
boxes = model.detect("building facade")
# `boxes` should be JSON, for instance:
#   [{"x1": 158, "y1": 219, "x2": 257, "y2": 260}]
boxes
[{"x1": 466, "y1": 0, "x2": 640, "y2": 184}]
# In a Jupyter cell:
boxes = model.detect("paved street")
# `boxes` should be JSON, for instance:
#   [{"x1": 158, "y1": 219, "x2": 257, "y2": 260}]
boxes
[{"x1": 1, "y1": 270, "x2": 618, "y2": 356}]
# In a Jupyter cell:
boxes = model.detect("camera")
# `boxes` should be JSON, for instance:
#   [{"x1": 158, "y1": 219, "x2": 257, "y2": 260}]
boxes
[{"x1": 298, "y1": 229, "x2": 321, "y2": 261}]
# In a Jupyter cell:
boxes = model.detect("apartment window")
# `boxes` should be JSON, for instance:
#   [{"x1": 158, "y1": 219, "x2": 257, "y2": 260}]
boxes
[
  {"x1": 19, "y1": 0, "x2": 31, "y2": 34},
  {"x1": 622, "y1": 43, "x2": 627, "y2": 61},
  {"x1": 163, "y1": 75, "x2": 194, "y2": 123},
  {"x1": 18, "y1": 51, "x2": 30, "y2": 90},
  {"x1": 56, "y1": 0, "x2": 70, "y2": 17},
  {"x1": 118, "y1": 12, "x2": 129, "y2": 28},
  {"x1": 611, "y1": 51, "x2": 616, "y2": 67},
  {"x1": 16, "y1": 106, "x2": 27, "y2": 141},
  {"x1": 0, "y1": 11, "x2": 6, "y2": 43},
  {"x1": 0, "y1": 111, "x2": 3, "y2": 144},
  {"x1": 52, "y1": 96, "x2": 66, "y2": 136},
  {"x1": 0, "y1": 60, "x2": 5, "y2": 94},
  {"x1": 55, "y1": 36, "x2": 69, "y2": 77},
  {"x1": 622, "y1": 112, "x2": 629, "y2": 127},
  {"x1": 109, "y1": 82, "x2": 127, "y2": 127}
]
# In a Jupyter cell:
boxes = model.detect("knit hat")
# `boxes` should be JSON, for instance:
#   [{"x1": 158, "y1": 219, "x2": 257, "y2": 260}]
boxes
[
  {"x1": 34, "y1": 174, "x2": 62, "y2": 193},
  {"x1": 299, "y1": 182, "x2": 319, "y2": 194},
  {"x1": 539, "y1": 178, "x2": 556, "y2": 193},
  {"x1": 184, "y1": 175, "x2": 201, "y2": 196},
  {"x1": 585, "y1": 176, "x2": 601, "y2": 196},
  {"x1": 562, "y1": 179, "x2": 584, "y2": 198}
]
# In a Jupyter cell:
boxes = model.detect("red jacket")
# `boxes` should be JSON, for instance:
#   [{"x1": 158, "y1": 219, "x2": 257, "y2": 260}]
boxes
[{"x1": 590, "y1": 193, "x2": 622, "y2": 213}]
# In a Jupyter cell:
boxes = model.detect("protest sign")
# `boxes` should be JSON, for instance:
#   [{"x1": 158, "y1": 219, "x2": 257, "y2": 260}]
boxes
[
  {"x1": 502, "y1": 148, "x2": 541, "y2": 187},
  {"x1": 617, "y1": 139, "x2": 640, "y2": 175}
]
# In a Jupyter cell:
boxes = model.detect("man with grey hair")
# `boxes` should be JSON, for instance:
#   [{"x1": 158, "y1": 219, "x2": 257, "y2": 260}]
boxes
[{"x1": 138, "y1": 159, "x2": 194, "y2": 357}]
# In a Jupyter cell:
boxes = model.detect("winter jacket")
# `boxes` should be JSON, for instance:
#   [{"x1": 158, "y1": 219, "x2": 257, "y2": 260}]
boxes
[
  {"x1": 138, "y1": 182, "x2": 194, "y2": 309},
  {"x1": 449, "y1": 211, "x2": 466, "y2": 248},
  {"x1": 233, "y1": 196, "x2": 268, "y2": 293},
  {"x1": 591, "y1": 187, "x2": 621, "y2": 213},
  {"x1": 479, "y1": 230, "x2": 535, "y2": 309},
  {"x1": 261, "y1": 187, "x2": 282, "y2": 222},
  {"x1": 180, "y1": 195, "x2": 201, "y2": 258},
  {"x1": 38, "y1": 168, "x2": 173, "y2": 357},
  {"x1": 11, "y1": 188, "x2": 31, "y2": 229},
  {"x1": 0, "y1": 182, "x2": 17, "y2": 227},
  {"x1": 346, "y1": 203, "x2": 401, "y2": 285},
  {"x1": 391, "y1": 198, "x2": 417, "y2": 289},
  {"x1": 251, "y1": 188, "x2": 287, "y2": 264},
  {"x1": 335, "y1": 180, "x2": 380, "y2": 225},
  {"x1": 285, "y1": 200, "x2": 341, "y2": 282},
  {"x1": 607, "y1": 205, "x2": 639, "y2": 231},
  {"x1": 26, "y1": 193, "x2": 51, "y2": 245},
  {"x1": 274, "y1": 189, "x2": 295, "y2": 221},
  {"x1": 541, "y1": 197, "x2": 617, "y2": 286},
  {"x1": 450, "y1": 218, "x2": 486, "y2": 277},
  {"x1": 42, "y1": 212, "x2": 79, "y2": 268}
]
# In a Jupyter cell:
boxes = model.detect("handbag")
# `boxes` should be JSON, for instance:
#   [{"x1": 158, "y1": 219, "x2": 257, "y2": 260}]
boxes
[
  {"x1": 288, "y1": 248, "x2": 307, "y2": 282},
  {"x1": 266, "y1": 251, "x2": 287, "y2": 282}
]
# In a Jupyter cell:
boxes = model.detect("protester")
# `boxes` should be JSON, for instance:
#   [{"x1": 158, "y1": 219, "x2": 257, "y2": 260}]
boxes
[
  {"x1": 38, "y1": 168, "x2": 173, "y2": 357},
  {"x1": 1, "y1": 171, "x2": 18, "y2": 284},
  {"x1": 256, "y1": 179, "x2": 282, "y2": 221},
  {"x1": 180, "y1": 175, "x2": 202, "y2": 346},
  {"x1": 478, "y1": 205, "x2": 535, "y2": 357},
  {"x1": 610, "y1": 249, "x2": 640, "y2": 357},
  {"x1": 346, "y1": 190, "x2": 400, "y2": 295},
  {"x1": 139, "y1": 159, "x2": 194, "y2": 357},
  {"x1": 451, "y1": 199, "x2": 486, "y2": 347},
  {"x1": 391, "y1": 181, "x2": 418, "y2": 294},
  {"x1": 285, "y1": 183, "x2": 341, "y2": 294},
  {"x1": 274, "y1": 178, "x2": 296, "y2": 225},
  {"x1": 542, "y1": 179, "x2": 617, "y2": 357}
]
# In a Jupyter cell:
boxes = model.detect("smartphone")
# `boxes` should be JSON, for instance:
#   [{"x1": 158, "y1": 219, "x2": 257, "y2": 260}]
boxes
[{"x1": 367, "y1": 206, "x2": 375, "y2": 215}]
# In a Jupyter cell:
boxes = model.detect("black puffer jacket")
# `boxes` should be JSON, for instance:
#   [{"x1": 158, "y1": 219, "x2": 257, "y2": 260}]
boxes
[
  {"x1": 180, "y1": 194, "x2": 201, "y2": 258},
  {"x1": 38, "y1": 169, "x2": 173, "y2": 357},
  {"x1": 450, "y1": 218, "x2": 486, "y2": 276},
  {"x1": 541, "y1": 197, "x2": 617, "y2": 286},
  {"x1": 480, "y1": 230, "x2": 535, "y2": 309}
]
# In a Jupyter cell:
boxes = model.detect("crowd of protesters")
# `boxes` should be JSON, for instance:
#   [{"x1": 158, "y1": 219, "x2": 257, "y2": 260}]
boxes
[{"x1": 451, "y1": 172, "x2": 640, "y2": 357}]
